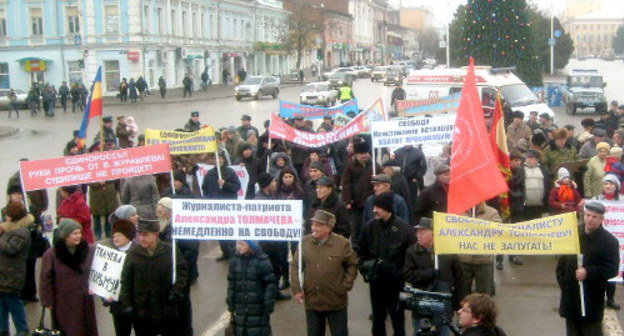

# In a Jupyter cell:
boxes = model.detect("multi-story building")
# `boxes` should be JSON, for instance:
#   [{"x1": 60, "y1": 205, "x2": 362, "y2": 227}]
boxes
[
  {"x1": 565, "y1": 11, "x2": 624, "y2": 56},
  {"x1": 349, "y1": 0, "x2": 388, "y2": 64},
  {"x1": 0, "y1": 0, "x2": 290, "y2": 93}
]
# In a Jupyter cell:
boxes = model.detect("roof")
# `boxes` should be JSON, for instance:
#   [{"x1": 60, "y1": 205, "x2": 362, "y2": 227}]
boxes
[{"x1": 573, "y1": 10, "x2": 624, "y2": 21}]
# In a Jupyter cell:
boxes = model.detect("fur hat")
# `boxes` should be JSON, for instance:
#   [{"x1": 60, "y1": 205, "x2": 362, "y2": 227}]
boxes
[
  {"x1": 57, "y1": 218, "x2": 82, "y2": 240},
  {"x1": 557, "y1": 167, "x2": 570, "y2": 182},
  {"x1": 137, "y1": 219, "x2": 160, "y2": 233},
  {"x1": 373, "y1": 192, "x2": 394, "y2": 213},
  {"x1": 112, "y1": 219, "x2": 137, "y2": 240},
  {"x1": 6, "y1": 184, "x2": 22, "y2": 195},
  {"x1": 596, "y1": 142, "x2": 611, "y2": 153},
  {"x1": 353, "y1": 140, "x2": 370, "y2": 154}
]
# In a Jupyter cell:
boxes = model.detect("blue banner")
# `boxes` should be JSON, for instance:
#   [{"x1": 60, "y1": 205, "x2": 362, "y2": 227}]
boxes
[{"x1": 279, "y1": 99, "x2": 359, "y2": 119}]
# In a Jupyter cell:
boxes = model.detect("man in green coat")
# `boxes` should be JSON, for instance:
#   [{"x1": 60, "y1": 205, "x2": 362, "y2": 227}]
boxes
[{"x1": 542, "y1": 128, "x2": 580, "y2": 177}]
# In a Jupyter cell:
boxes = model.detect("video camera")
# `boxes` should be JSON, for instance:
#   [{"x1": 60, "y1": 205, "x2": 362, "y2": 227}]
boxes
[{"x1": 398, "y1": 286, "x2": 460, "y2": 336}]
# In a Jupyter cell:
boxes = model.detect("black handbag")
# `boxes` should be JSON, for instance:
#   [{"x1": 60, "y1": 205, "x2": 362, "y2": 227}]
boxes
[
  {"x1": 32, "y1": 307, "x2": 62, "y2": 336},
  {"x1": 224, "y1": 313, "x2": 235, "y2": 336}
]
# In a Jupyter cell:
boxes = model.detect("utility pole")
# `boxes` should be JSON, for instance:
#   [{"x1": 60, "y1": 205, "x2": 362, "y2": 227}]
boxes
[{"x1": 446, "y1": 24, "x2": 450, "y2": 68}]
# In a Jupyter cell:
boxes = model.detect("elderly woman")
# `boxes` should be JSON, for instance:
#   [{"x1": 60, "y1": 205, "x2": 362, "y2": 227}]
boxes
[
  {"x1": 40, "y1": 219, "x2": 97, "y2": 336},
  {"x1": 584, "y1": 142, "x2": 610, "y2": 198},
  {"x1": 227, "y1": 240, "x2": 276, "y2": 336}
]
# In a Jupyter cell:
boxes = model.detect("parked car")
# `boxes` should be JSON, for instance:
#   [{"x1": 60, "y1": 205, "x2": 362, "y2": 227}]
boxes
[
  {"x1": 562, "y1": 69, "x2": 607, "y2": 115},
  {"x1": 351, "y1": 66, "x2": 371, "y2": 78},
  {"x1": 328, "y1": 73, "x2": 355, "y2": 89},
  {"x1": 0, "y1": 89, "x2": 28, "y2": 109},
  {"x1": 383, "y1": 69, "x2": 404, "y2": 86},
  {"x1": 370, "y1": 66, "x2": 389, "y2": 82},
  {"x1": 300, "y1": 82, "x2": 338, "y2": 107},
  {"x1": 234, "y1": 76, "x2": 280, "y2": 100}
]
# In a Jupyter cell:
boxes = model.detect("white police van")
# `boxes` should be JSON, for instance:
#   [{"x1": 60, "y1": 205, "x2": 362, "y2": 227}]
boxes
[{"x1": 404, "y1": 66, "x2": 555, "y2": 120}]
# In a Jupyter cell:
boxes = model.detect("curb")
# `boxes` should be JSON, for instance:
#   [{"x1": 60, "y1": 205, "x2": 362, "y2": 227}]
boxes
[{"x1": 102, "y1": 83, "x2": 304, "y2": 108}]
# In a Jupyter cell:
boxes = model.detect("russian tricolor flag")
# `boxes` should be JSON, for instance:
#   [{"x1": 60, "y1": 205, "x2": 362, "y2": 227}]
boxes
[{"x1": 77, "y1": 66, "x2": 103, "y2": 149}]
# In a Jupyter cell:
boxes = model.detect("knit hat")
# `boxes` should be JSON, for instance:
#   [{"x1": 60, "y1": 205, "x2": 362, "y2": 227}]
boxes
[
  {"x1": 603, "y1": 174, "x2": 621, "y2": 192},
  {"x1": 557, "y1": 167, "x2": 571, "y2": 182},
  {"x1": 257, "y1": 173, "x2": 275, "y2": 189},
  {"x1": 596, "y1": 141, "x2": 611, "y2": 153},
  {"x1": 240, "y1": 143, "x2": 253, "y2": 154},
  {"x1": 112, "y1": 219, "x2": 137, "y2": 240},
  {"x1": 244, "y1": 240, "x2": 260, "y2": 251},
  {"x1": 434, "y1": 164, "x2": 451, "y2": 175},
  {"x1": 115, "y1": 205, "x2": 138, "y2": 220},
  {"x1": 373, "y1": 192, "x2": 394, "y2": 213},
  {"x1": 137, "y1": 219, "x2": 160, "y2": 233},
  {"x1": 158, "y1": 197, "x2": 173, "y2": 210},
  {"x1": 57, "y1": 218, "x2": 82, "y2": 240}
]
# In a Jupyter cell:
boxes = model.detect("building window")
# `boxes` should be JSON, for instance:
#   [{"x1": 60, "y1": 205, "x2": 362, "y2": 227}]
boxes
[
  {"x1": 157, "y1": 8, "x2": 163, "y2": 35},
  {"x1": 0, "y1": 10, "x2": 6, "y2": 38},
  {"x1": 143, "y1": 5, "x2": 150, "y2": 33},
  {"x1": 171, "y1": 9, "x2": 177, "y2": 35},
  {"x1": 67, "y1": 61, "x2": 83, "y2": 84},
  {"x1": 104, "y1": 4, "x2": 119, "y2": 34},
  {"x1": 0, "y1": 63, "x2": 8, "y2": 88},
  {"x1": 30, "y1": 8, "x2": 44, "y2": 36},
  {"x1": 66, "y1": 6, "x2": 80, "y2": 34},
  {"x1": 200, "y1": 13, "x2": 205, "y2": 38},
  {"x1": 104, "y1": 60, "x2": 120, "y2": 92},
  {"x1": 182, "y1": 11, "x2": 188, "y2": 36}
]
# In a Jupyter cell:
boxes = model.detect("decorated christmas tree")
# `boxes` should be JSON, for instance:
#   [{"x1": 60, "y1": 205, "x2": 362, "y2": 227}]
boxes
[{"x1": 460, "y1": 0, "x2": 543, "y2": 86}]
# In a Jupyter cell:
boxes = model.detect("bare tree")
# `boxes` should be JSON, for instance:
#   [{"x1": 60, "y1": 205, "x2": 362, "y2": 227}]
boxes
[
  {"x1": 419, "y1": 28, "x2": 440, "y2": 58},
  {"x1": 281, "y1": 2, "x2": 322, "y2": 70}
]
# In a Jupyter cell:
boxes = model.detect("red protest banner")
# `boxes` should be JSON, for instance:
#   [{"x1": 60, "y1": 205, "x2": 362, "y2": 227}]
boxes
[
  {"x1": 20, "y1": 144, "x2": 172, "y2": 191},
  {"x1": 269, "y1": 98, "x2": 384, "y2": 148}
]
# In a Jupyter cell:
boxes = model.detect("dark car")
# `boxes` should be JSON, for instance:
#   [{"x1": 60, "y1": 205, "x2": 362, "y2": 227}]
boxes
[{"x1": 383, "y1": 70, "x2": 403, "y2": 86}]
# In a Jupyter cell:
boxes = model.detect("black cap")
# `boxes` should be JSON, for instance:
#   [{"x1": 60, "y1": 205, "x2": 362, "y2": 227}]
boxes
[
  {"x1": 103, "y1": 116, "x2": 113, "y2": 123},
  {"x1": 371, "y1": 174, "x2": 391, "y2": 184},
  {"x1": 241, "y1": 114, "x2": 251, "y2": 121},
  {"x1": 191, "y1": 111, "x2": 199, "y2": 117},
  {"x1": 512, "y1": 111, "x2": 524, "y2": 119},
  {"x1": 564, "y1": 124, "x2": 575, "y2": 131},
  {"x1": 257, "y1": 173, "x2": 275, "y2": 189},
  {"x1": 584, "y1": 201, "x2": 606, "y2": 215},
  {"x1": 316, "y1": 176, "x2": 335, "y2": 188},
  {"x1": 415, "y1": 217, "x2": 433, "y2": 230},
  {"x1": 592, "y1": 128, "x2": 606, "y2": 137},
  {"x1": 293, "y1": 115, "x2": 304, "y2": 121},
  {"x1": 539, "y1": 113, "x2": 550, "y2": 119},
  {"x1": 373, "y1": 192, "x2": 394, "y2": 213},
  {"x1": 525, "y1": 149, "x2": 541, "y2": 160}
]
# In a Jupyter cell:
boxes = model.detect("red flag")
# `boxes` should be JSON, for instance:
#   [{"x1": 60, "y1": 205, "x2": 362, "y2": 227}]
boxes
[
  {"x1": 448, "y1": 58, "x2": 508, "y2": 214},
  {"x1": 489, "y1": 94, "x2": 512, "y2": 220}
]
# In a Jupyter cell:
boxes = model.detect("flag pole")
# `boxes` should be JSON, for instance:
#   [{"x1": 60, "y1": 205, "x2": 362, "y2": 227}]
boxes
[
  {"x1": 171, "y1": 171, "x2": 177, "y2": 285},
  {"x1": 266, "y1": 137, "x2": 272, "y2": 173},
  {"x1": 215, "y1": 150, "x2": 223, "y2": 189},
  {"x1": 578, "y1": 254, "x2": 586, "y2": 317}
]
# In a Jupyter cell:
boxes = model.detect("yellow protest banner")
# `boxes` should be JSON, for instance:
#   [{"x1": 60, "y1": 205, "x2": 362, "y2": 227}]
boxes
[
  {"x1": 433, "y1": 212, "x2": 580, "y2": 255},
  {"x1": 145, "y1": 127, "x2": 218, "y2": 155}
]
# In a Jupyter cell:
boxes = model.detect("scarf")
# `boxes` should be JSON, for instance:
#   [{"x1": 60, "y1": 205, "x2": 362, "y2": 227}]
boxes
[{"x1": 558, "y1": 184, "x2": 575, "y2": 203}]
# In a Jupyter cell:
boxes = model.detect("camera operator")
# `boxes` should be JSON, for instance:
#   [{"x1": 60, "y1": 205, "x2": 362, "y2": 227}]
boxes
[
  {"x1": 458, "y1": 294, "x2": 506, "y2": 336},
  {"x1": 404, "y1": 218, "x2": 462, "y2": 336}
]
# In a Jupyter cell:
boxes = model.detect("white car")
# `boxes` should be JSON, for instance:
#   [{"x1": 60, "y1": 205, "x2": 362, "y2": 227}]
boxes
[
  {"x1": 0, "y1": 89, "x2": 28, "y2": 109},
  {"x1": 351, "y1": 66, "x2": 371, "y2": 78},
  {"x1": 300, "y1": 82, "x2": 338, "y2": 107},
  {"x1": 322, "y1": 67, "x2": 358, "y2": 80},
  {"x1": 370, "y1": 66, "x2": 390, "y2": 82}
]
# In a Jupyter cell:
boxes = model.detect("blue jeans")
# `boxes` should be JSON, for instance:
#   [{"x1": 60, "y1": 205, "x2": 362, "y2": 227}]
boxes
[{"x1": 0, "y1": 292, "x2": 29, "y2": 333}]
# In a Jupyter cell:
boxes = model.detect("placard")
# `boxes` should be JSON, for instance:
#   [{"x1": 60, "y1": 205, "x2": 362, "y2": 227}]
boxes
[
  {"x1": 89, "y1": 244, "x2": 127, "y2": 301},
  {"x1": 195, "y1": 164, "x2": 249, "y2": 200},
  {"x1": 145, "y1": 127, "x2": 218, "y2": 154}
]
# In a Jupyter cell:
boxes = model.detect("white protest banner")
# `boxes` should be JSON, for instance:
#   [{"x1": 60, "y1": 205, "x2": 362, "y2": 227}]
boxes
[
  {"x1": 195, "y1": 163, "x2": 249, "y2": 200},
  {"x1": 371, "y1": 113, "x2": 456, "y2": 148},
  {"x1": 89, "y1": 244, "x2": 127, "y2": 301},
  {"x1": 171, "y1": 199, "x2": 303, "y2": 241},
  {"x1": 597, "y1": 200, "x2": 624, "y2": 282}
]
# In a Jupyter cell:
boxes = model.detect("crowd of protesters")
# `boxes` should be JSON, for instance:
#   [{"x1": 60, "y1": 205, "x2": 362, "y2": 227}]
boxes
[{"x1": 4, "y1": 99, "x2": 624, "y2": 336}]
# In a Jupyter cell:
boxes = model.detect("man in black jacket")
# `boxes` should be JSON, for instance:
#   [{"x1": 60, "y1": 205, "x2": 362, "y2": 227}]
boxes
[
  {"x1": 393, "y1": 145, "x2": 427, "y2": 213},
  {"x1": 202, "y1": 150, "x2": 242, "y2": 260},
  {"x1": 390, "y1": 83, "x2": 406, "y2": 116},
  {"x1": 357, "y1": 192, "x2": 416, "y2": 336},
  {"x1": 415, "y1": 164, "x2": 450, "y2": 223},
  {"x1": 382, "y1": 159, "x2": 412, "y2": 212},
  {"x1": 184, "y1": 111, "x2": 201, "y2": 132},
  {"x1": 404, "y1": 218, "x2": 462, "y2": 335},
  {"x1": 305, "y1": 176, "x2": 350, "y2": 238},
  {"x1": 236, "y1": 144, "x2": 263, "y2": 199},
  {"x1": 557, "y1": 202, "x2": 619, "y2": 336}
]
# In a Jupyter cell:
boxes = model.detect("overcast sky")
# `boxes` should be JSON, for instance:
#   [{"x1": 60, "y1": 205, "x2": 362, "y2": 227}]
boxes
[{"x1": 387, "y1": 0, "x2": 622, "y2": 25}]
